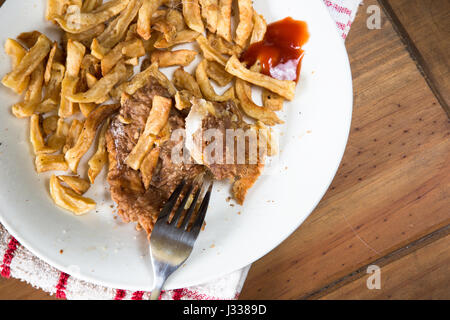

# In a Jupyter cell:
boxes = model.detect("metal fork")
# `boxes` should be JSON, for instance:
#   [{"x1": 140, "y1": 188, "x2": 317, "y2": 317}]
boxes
[{"x1": 149, "y1": 179, "x2": 213, "y2": 300}]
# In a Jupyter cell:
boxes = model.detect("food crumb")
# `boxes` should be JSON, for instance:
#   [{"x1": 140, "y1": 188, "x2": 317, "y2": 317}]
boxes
[
  {"x1": 230, "y1": 203, "x2": 234, "y2": 207},
  {"x1": 237, "y1": 211, "x2": 241, "y2": 215},
  {"x1": 210, "y1": 244, "x2": 215, "y2": 248},
  {"x1": 226, "y1": 196, "x2": 231, "y2": 202},
  {"x1": 59, "y1": 249, "x2": 64, "y2": 254}
]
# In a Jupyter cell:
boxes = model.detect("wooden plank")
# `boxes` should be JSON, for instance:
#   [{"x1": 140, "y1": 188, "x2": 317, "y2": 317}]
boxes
[
  {"x1": 306, "y1": 224, "x2": 450, "y2": 299},
  {"x1": 320, "y1": 233, "x2": 450, "y2": 300},
  {"x1": 381, "y1": 0, "x2": 450, "y2": 115},
  {"x1": 240, "y1": 0, "x2": 450, "y2": 300},
  {"x1": 0, "y1": 277, "x2": 55, "y2": 300}
]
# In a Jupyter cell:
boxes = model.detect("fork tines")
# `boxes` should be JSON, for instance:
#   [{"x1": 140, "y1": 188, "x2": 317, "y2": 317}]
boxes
[{"x1": 156, "y1": 179, "x2": 213, "y2": 232}]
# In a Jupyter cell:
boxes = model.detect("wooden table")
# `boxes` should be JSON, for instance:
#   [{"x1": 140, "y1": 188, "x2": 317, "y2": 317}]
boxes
[{"x1": 0, "y1": 0, "x2": 449, "y2": 300}]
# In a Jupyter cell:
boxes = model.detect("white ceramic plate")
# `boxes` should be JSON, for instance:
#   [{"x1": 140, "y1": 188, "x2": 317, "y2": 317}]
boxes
[{"x1": 0, "y1": 0, "x2": 352, "y2": 290}]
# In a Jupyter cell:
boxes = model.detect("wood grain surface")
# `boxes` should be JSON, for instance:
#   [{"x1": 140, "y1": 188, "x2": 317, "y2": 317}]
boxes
[
  {"x1": 0, "y1": 0, "x2": 449, "y2": 300},
  {"x1": 382, "y1": 0, "x2": 450, "y2": 115},
  {"x1": 240, "y1": 0, "x2": 450, "y2": 299},
  {"x1": 321, "y1": 230, "x2": 450, "y2": 299}
]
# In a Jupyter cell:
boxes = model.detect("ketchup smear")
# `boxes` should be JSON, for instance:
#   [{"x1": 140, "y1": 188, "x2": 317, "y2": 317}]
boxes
[{"x1": 241, "y1": 17, "x2": 309, "y2": 82}]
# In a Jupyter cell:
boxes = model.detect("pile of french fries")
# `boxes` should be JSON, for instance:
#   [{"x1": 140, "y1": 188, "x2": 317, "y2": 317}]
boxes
[{"x1": 1, "y1": 0, "x2": 296, "y2": 215}]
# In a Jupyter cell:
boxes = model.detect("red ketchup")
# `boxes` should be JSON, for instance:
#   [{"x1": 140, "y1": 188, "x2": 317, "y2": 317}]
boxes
[{"x1": 241, "y1": 17, "x2": 309, "y2": 82}]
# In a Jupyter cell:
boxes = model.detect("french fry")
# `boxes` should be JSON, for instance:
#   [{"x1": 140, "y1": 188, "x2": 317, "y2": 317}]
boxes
[
  {"x1": 96, "y1": 0, "x2": 143, "y2": 49},
  {"x1": 81, "y1": 54, "x2": 101, "y2": 78},
  {"x1": 137, "y1": 0, "x2": 163, "y2": 40},
  {"x1": 154, "y1": 30, "x2": 200, "y2": 49},
  {"x1": 63, "y1": 119, "x2": 84, "y2": 154},
  {"x1": 65, "y1": 40, "x2": 86, "y2": 78},
  {"x1": 87, "y1": 119, "x2": 109, "y2": 184},
  {"x1": 79, "y1": 72, "x2": 98, "y2": 117},
  {"x1": 199, "y1": 0, "x2": 218, "y2": 33},
  {"x1": 140, "y1": 58, "x2": 152, "y2": 72},
  {"x1": 79, "y1": 103, "x2": 97, "y2": 117},
  {"x1": 152, "y1": 9, "x2": 168, "y2": 20},
  {"x1": 44, "y1": 42, "x2": 63, "y2": 84},
  {"x1": 196, "y1": 35, "x2": 227, "y2": 66},
  {"x1": 152, "y1": 17, "x2": 177, "y2": 42},
  {"x1": 4, "y1": 39, "x2": 30, "y2": 94},
  {"x1": 45, "y1": 0, "x2": 83, "y2": 21},
  {"x1": 182, "y1": 0, "x2": 204, "y2": 33},
  {"x1": 235, "y1": 79, "x2": 283, "y2": 126},
  {"x1": 126, "y1": 96, "x2": 172, "y2": 170},
  {"x1": 250, "y1": 10, "x2": 267, "y2": 44},
  {"x1": 196, "y1": 59, "x2": 234, "y2": 102},
  {"x1": 57, "y1": 175, "x2": 90, "y2": 195},
  {"x1": 125, "y1": 57, "x2": 139, "y2": 66},
  {"x1": 226, "y1": 55, "x2": 296, "y2": 100},
  {"x1": 167, "y1": 9, "x2": 186, "y2": 31},
  {"x1": 90, "y1": 38, "x2": 109, "y2": 60},
  {"x1": 255, "y1": 121, "x2": 278, "y2": 157},
  {"x1": 151, "y1": 50, "x2": 197, "y2": 68},
  {"x1": 64, "y1": 23, "x2": 105, "y2": 48},
  {"x1": 59, "y1": 40, "x2": 86, "y2": 118},
  {"x1": 47, "y1": 119, "x2": 70, "y2": 152},
  {"x1": 11, "y1": 62, "x2": 45, "y2": 118},
  {"x1": 124, "y1": 23, "x2": 158, "y2": 53},
  {"x1": 82, "y1": 0, "x2": 103, "y2": 12},
  {"x1": 216, "y1": 0, "x2": 232, "y2": 42},
  {"x1": 29, "y1": 114, "x2": 58, "y2": 154},
  {"x1": 36, "y1": 155, "x2": 69, "y2": 173},
  {"x1": 235, "y1": 0, "x2": 253, "y2": 48},
  {"x1": 207, "y1": 32, "x2": 242, "y2": 56},
  {"x1": 49, "y1": 175, "x2": 96, "y2": 215},
  {"x1": 206, "y1": 60, "x2": 233, "y2": 86},
  {"x1": 42, "y1": 115, "x2": 59, "y2": 136},
  {"x1": 17, "y1": 31, "x2": 42, "y2": 49},
  {"x1": 67, "y1": 62, "x2": 127, "y2": 103},
  {"x1": 163, "y1": 0, "x2": 182, "y2": 8},
  {"x1": 85, "y1": 72, "x2": 98, "y2": 89},
  {"x1": 78, "y1": 55, "x2": 101, "y2": 116},
  {"x1": 173, "y1": 67, "x2": 202, "y2": 98},
  {"x1": 4, "y1": 39, "x2": 27, "y2": 68},
  {"x1": 174, "y1": 90, "x2": 194, "y2": 110},
  {"x1": 2, "y1": 34, "x2": 52, "y2": 94},
  {"x1": 140, "y1": 147, "x2": 160, "y2": 189},
  {"x1": 54, "y1": 0, "x2": 130, "y2": 33},
  {"x1": 65, "y1": 104, "x2": 120, "y2": 173},
  {"x1": 262, "y1": 89, "x2": 284, "y2": 111},
  {"x1": 101, "y1": 39, "x2": 145, "y2": 75},
  {"x1": 36, "y1": 62, "x2": 65, "y2": 113},
  {"x1": 46, "y1": 0, "x2": 70, "y2": 22},
  {"x1": 114, "y1": 62, "x2": 177, "y2": 98},
  {"x1": 121, "y1": 39, "x2": 146, "y2": 57}
]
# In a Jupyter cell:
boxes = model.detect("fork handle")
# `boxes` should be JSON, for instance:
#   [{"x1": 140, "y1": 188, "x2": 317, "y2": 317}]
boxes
[{"x1": 150, "y1": 276, "x2": 166, "y2": 300}]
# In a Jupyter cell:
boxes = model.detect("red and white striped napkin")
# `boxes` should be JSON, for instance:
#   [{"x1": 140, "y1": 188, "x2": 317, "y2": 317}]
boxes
[{"x1": 0, "y1": 0, "x2": 362, "y2": 300}]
